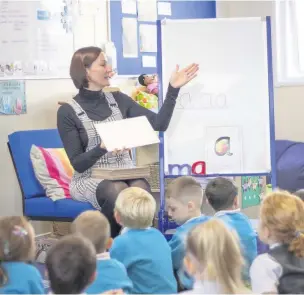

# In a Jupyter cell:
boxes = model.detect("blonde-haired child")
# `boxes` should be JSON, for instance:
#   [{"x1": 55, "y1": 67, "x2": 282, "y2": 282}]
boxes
[
  {"x1": 110, "y1": 187, "x2": 177, "y2": 294},
  {"x1": 0, "y1": 216, "x2": 44, "y2": 294},
  {"x1": 183, "y1": 218, "x2": 250, "y2": 294},
  {"x1": 250, "y1": 191, "x2": 304, "y2": 294},
  {"x1": 72, "y1": 210, "x2": 133, "y2": 293}
]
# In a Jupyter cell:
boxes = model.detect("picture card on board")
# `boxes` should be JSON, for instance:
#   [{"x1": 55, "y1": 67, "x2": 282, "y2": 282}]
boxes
[
  {"x1": 121, "y1": 0, "x2": 137, "y2": 15},
  {"x1": 204, "y1": 126, "x2": 243, "y2": 174},
  {"x1": 122, "y1": 18, "x2": 138, "y2": 58},
  {"x1": 139, "y1": 24, "x2": 157, "y2": 53},
  {"x1": 137, "y1": 0, "x2": 157, "y2": 21},
  {"x1": 158, "y1": 2, "x2": 171, "y2": 16},
  {"x1": 142, "y1": 55, "x2": 156, "y2": 68}
]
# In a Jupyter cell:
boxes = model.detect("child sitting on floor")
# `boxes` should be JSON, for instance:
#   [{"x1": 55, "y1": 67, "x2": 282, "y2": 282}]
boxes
[
  {"x1": 46, "y1": 234, "x2": 97, "y2": 294},
  {"x1": 110, "y1": 187, "x2": 177, "y2": 294},
  {"x1": 0, "y1": 216, "x2": 44, "y2": 294},
  {"x1": 250, "y1": 191, "x2": 304, "y2": 294},
  {"x1": 183, "y1": 218, "x2": 250, "y2": 294},
  {"x1": 167, "y1": 176, "x2": 210, "y2": 290},
  {"x1": 204, "y1": 177, "x2": 257, "y2": 284},
  {"x1": 72, "y1": 210, "x2": 133, "y2": 294}
]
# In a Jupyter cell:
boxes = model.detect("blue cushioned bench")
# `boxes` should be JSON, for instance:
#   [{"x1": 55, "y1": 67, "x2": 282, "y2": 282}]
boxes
[{"x1": 8, "y1": 129, "x2": 96, "y2": 221}]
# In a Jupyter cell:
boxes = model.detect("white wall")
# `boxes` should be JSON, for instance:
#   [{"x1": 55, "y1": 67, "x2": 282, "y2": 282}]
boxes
[
  {"x1": 1, "y1": 1, "x2": 137, "y2": 233},
  {"x1": 216, "y1": 0, "x2": 304, "y2": 142}
]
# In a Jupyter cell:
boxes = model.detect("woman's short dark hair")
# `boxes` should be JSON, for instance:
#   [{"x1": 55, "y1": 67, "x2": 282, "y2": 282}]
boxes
[{"x1": 70, "y1": 46, "x2": 102, "y2": 89}]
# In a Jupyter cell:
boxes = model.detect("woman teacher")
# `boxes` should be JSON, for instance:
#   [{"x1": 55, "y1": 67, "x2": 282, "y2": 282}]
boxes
[{"x1": 57, "y1": 46, "x2": 199, "y2": 237}]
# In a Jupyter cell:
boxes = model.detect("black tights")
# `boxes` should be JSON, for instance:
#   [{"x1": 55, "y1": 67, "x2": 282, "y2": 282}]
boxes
[{"x1": 96, "y1": 178, "x2": 151, "y2": 237}]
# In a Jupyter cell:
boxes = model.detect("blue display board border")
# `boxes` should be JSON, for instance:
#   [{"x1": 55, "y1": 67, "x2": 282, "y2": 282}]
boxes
[{"x1": 109, "y1": 0, "x2": 216, "y2": 76}]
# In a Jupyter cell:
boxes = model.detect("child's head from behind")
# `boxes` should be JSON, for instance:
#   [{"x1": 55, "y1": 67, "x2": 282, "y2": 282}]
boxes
[
  {"x1": 72, "y1": 210, "x2": 111, "y2": 254},
  {"x1": 167, "y1": 176, "x2": 203, "y2": 225},
  {"x1": 205, "y1": 177, "x2": 238, "y2": 212},
  {"x1": 0, "y1": 216, "x2": 35, "y2": 263},
  {"x1": 0, "y1": 216, "x2": 36, "y2": 287},
  {"x1": 184, "y1": 219, "x2": 245, "y2": 294},
  {"x1": 259, "y1": 190, "x2": 304, "y2": 257},
  {"x1": 46, "y1": 234, "x2": 96, "y2": 294},
  {"x1": 115, "y1": 187, "x2": 156, "y2": 229}
]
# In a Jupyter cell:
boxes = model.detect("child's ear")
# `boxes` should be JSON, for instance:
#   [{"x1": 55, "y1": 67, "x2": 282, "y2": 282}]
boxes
[
  {"x1": 114, "y1": 211, "x2": 121, "y2": 225},
  {"x1": 233, "y1": 196, "x2": 239, "y2": 208},
  {"x1": 106, "y1": 238, "x2": 113, "y2": 250},
  {"x1": 184, "y1": 255, "x2": 196, "y2": 276},
  {"x1": 89, "y1": 271, "x2": 97, "y2": 285},
  {"x1": 187, "y1": 201, "x2": 195, "y2": 211}
]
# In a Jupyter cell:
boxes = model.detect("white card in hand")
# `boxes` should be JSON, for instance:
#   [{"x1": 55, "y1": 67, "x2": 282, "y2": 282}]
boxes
[{"x1": 95, "y1": 116, "x2": 160, "y2": 151}]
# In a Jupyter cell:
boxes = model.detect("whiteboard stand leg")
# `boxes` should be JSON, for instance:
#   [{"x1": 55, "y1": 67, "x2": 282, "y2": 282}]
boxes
[
  {"x1": 156, "y1": 19, "x2": 168, "y2": 234},
  {"x1": 266, "y1": 16, "x2": 277, "y2": 189}
]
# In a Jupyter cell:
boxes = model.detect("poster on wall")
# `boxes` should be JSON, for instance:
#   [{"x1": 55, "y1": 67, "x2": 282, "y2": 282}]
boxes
[
  {"x1": 0, "y1": 0, "x2": 74, "y2": 79},
  {"x1": 0, "y1": 80, "x2": 26, "y2": 115},
  {"x1": 241, "y1": 176, "x2": 265, "y2": 208}
]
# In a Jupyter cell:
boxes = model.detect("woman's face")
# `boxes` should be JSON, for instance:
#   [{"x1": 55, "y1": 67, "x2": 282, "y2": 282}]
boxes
[{"x1": 86, "y1": 52, "x2": 112, "y2": 90}]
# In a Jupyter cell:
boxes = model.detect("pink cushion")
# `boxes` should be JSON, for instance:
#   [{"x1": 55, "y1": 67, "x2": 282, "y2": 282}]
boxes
[{"x1": 30, "y1": 145, "x2": 74, "y2": 200}]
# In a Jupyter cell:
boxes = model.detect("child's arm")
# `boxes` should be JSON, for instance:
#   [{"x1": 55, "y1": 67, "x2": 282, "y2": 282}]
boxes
[
  {"x1": 110, "y1": 238, "x2": 129, "y2": 267},
  {"x1": 168, "y1": 234, "x2": 185, "y2": 271},
  {"x1": 250, "y1": 254, "x2": 281, "y2": 294},
  {"x1": 29, "y1": 272, "x2": 45, "y2": 294}
]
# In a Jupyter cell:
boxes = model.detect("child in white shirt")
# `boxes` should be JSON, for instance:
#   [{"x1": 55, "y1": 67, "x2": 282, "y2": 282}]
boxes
[{"x1": 250, "y1": 190, "x2": 304, "y2": 294}]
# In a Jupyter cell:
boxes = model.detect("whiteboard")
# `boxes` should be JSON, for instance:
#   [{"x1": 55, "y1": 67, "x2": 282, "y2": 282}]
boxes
[
  {"x1": 0, "y1": 0, "x2": 74, "y2": 79},
  {"x1": 160, "y1": 18, "x2": 272, "y2": 175}
]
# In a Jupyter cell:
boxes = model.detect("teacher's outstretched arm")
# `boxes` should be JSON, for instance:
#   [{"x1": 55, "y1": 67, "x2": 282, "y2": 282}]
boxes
[{"x1": 117, "y1": 64, "x2": 199, "y2": 131}]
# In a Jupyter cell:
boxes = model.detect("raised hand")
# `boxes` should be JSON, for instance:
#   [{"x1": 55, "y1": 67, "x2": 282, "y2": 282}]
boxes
[{"x1": 169, "y1": 63, "x2": 199, "y2": 88}]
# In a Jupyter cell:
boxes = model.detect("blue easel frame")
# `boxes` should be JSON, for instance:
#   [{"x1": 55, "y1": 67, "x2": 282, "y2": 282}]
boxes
[{"x1": 156, "y1": 16, "x2": 276, "y2": 234}]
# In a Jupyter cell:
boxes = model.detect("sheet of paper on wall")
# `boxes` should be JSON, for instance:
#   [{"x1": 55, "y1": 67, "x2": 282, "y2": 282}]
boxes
[
  {"x1": 121, "y1": 0, "x2": 137, "y2": 15},
  {"x1": 95, "y1": 116, "x2": 160, "y2": 151},
  {"x1": 78, "y1": 0, "x2": 101, "y2": 16},
  {"x1": 142, "y1": 55, "x2": 156, "y2": 68},
  {"x1": 157, "y1": 2, "x2": 172, "y2": 16},
  {"x1": 139, "y1": 24, "x2": 157, "y2": 52},
  {"x1": 137, "y1": 0, "x2": 157, "y2": 21},
  {"x1": 0, "y1": 80, "x2": 26, "y2": 115},
  {"x1": 122, "y1": 18, "x2": 138, "y2": 58}
]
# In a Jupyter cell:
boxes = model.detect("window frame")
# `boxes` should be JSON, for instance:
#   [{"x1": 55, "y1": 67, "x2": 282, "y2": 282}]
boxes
[{"x1": 272, "y1": 0, "x2": 304, "y2": 87}]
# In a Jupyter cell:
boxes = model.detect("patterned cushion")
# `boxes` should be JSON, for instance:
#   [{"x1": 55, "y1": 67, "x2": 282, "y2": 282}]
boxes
[{"x1": 30, "y1": 145, "x2": 73, "y2": 200}]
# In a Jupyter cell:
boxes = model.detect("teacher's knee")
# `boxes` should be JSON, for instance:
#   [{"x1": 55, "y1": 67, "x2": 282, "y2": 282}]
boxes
[
  {"x1": 96, "y1": 180, "x2": 128, "y2": 205},
  {"x1": 128, "y1": 178, "x2": 151, "y2": 192}
]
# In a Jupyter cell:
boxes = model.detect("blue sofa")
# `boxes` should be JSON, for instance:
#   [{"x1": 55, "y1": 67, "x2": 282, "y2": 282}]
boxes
[{"x1": 8, "y1": 129, "x2": 95, "y2": 221}]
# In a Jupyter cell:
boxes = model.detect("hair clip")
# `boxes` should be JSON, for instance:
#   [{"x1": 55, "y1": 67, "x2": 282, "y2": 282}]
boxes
[
  {"x1": 12, "y1": 225, "x2": 28, "y2": 237},
  {"x1": 295, "y1": 230, "x2": 304, "y2": 238}
]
